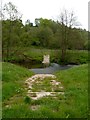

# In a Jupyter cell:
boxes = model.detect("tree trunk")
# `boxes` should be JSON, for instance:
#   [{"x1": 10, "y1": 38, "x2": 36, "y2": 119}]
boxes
[{"x1": 61, "y1": 47, "x2": 66, "y2": 64}]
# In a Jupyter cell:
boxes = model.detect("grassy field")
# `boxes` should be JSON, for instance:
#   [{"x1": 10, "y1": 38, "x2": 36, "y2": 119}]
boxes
[
  {"x1": 3, "y1": 47, "x2": 88, "y2": 65},
  {"x1": 25, "y1": 48, "x2": 88, "y2": 64},
  {"x1": 2, "y1": 62, "x2": 88, "y2": 118}
]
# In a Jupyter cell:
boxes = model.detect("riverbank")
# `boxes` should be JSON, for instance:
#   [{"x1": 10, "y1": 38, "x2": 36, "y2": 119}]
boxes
[
  {"x1": 3, "y1": 48, "x2": 88, "y2": 67},
  {"x1": 30, "y1": 63, "x2": 77, "y2": 74},
  {"x1": 2, "y1": 62, "x2": 88, "y2": 118}
]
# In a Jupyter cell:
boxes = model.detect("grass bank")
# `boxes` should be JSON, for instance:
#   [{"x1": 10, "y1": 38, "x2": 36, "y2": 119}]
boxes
[
  {"x1": 3, "y1": 47, "x2": 88, "y2": 66},
  {"x1": 55, "y1": 64, "x2": 88, "y2": 118},
  {"x1": 2, "y1": 62, "x2": 88, "y2": 118},
  {"x1": 2, "y1": 62, "x2": 34, "y2": 101}
]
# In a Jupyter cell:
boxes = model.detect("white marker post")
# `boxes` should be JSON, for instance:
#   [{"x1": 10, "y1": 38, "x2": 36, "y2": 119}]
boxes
[{"x1": 42, "y1": 55, "x2": 50, "y2": 67}]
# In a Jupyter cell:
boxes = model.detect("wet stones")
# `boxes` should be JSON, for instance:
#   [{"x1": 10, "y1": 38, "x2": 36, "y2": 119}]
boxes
[{"x1": 25, "y1": 74, "x2": 64, "y2": 100}]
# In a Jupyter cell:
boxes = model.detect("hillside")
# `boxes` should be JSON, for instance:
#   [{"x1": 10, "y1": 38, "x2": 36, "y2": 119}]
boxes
[{"x1": 2, "y1": 63, "x2": 88, "y2": 118}]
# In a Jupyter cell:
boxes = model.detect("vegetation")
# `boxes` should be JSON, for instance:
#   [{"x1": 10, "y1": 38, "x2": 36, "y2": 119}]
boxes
[
  {"x1": 1, "y1": 2, "x2": 88, "y2": 119},
  {"x1": 2, "y1": 62, "x2": 34, "y2": 101},
  {"x1": 2, "y1": 62, "x2": 88, "y2": 118},
  {"x1": 3, "y1": 47, "x2": 88, "y2": 67},
  {"x1": 55, "y1": 64, "x2": 88, "y2": 118},
  {"x1": 2, "y1": 2, "x2": 88, "y2": 64}
]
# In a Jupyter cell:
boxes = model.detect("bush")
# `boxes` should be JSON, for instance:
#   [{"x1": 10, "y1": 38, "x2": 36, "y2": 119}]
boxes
[
  {"x1": 59, "y1": 50, "x2": 88, "y2": 65},
  {"x1": 24, "y1": 96, "x2": 31, "y2": 104}
]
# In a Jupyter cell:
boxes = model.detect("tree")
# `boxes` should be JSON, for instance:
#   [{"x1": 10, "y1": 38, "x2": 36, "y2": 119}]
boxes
[
  {"x1": 2, "y1": 2, "x2": 22, "y2": 20},
  {"x1": 37, "y1": 27, "x2": 53, "y2": 47},
  {"x1": 34, "y1": 18, "x2": 60, "y2": 48},
  {"x1": 58, "y1": 9, "x2": 79, "y2": 63},
  {"x1": 2, "y1": 2, "x2": 22, "y2": 61}
]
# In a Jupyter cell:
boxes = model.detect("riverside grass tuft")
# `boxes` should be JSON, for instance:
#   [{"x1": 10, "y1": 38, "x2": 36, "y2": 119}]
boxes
[{"x1": 2, "y1": 62, "x2": 88, "y2": 118}]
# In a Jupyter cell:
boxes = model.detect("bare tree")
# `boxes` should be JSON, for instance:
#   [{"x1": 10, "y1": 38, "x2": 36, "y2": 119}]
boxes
[
  {"x1": 58, "y1": 9, "x2": 79, "y2": 63},
  {"x1": 2, "y1": 2, "x2": 22, "y2": 20}
]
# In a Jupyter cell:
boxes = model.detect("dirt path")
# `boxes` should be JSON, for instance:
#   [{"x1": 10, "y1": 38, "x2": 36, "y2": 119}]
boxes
[{"x1": 25, "y1": 74, "x2": 64, "y2": 100}]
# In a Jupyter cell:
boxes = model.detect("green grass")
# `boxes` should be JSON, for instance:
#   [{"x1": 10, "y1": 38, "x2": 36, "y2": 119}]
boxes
[
  {"x1": 2, "y1": 62, "x2": 34, "y2": 101},
  {"x1": 2, "y1": 62, "x2": 88, "y2": 118},
  {"x1": 3, "y1": 47, "x2": 88, "y2": 65},
  {"x1": 20, "y1": 48, "x2": 88, "y2": 64},
  {"x1": 55, "y1": 64, "x2": 88, "y2": 118},
  {"x1": 66, "y1": 50, "x2": 88, "y2": 64},
  {"x1": 20, "y1": 48, "x2": 60, "y2": 63},
  {"x1": 31, "y1": 77, "x2": 63, "y2": 92}
]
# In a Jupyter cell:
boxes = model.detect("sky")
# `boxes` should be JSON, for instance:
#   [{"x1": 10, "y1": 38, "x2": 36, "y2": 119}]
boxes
[{"x1": 1, "y1": 0, "x2": 89, "y2": 30}]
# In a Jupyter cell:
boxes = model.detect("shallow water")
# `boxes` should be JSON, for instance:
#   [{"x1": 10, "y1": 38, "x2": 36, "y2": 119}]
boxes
[{"x1": 30, "y1": 63, "x2": 77, "y2": 74}]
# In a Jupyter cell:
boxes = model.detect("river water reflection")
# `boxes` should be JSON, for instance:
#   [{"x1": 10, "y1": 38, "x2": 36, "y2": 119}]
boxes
[{"x1": 30, "y1": 63, "x2": 77, "y2": 74}]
